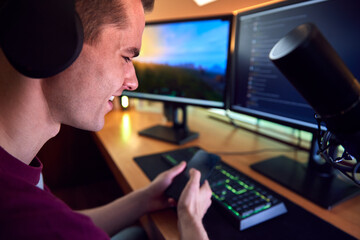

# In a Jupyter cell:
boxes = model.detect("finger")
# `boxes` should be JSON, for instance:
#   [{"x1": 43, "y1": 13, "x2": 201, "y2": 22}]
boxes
[
  {"x1": 185, "y1": 168, "x2": 201, "y2": 192},
  {"x1": 178, "y1": 169, "x2": 201, "y2": 204},
  {"x1": 163, "y1": 161, "x2": 186, "y2": 179},
  {"x1": 200, "y1": 180, "x2": 213, "y2": 200},
  {"x1": 200, "y1": 180, "x2": 211, "y2": 193},
  {"x1": 190, "y1": 168, "x2": 201, "y2": 182}
]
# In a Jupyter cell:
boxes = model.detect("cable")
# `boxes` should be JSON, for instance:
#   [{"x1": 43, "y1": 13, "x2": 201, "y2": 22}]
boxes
[
  {"x1": 225, "y1": 110, "x2": 240, "y2": 128},
  {"x1": 353, "y1": 163, "x2": 360, "y2": 185},
  {"x1": 224, "y1": 110, "x2": 309, "y2": 151},
  {"x1": 213, "y1": 148, "x2": 297, "y2": 156},
  {"x1": 316, "y1": 117, "x2": 360, "y2": 185}
]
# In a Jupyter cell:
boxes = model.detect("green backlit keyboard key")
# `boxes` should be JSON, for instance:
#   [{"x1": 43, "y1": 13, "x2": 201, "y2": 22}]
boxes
[
  {"x1": 162, "y1": 146, "x2": 287, "y2": 231},
  {"x1": 208, "y1": 163, "x2": 287, "y2": 230}
]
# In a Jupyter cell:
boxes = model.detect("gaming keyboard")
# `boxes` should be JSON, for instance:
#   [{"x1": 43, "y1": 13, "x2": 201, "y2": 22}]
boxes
[{"x1": 162, "y1": 147, "x2": 287, "y2": 231}]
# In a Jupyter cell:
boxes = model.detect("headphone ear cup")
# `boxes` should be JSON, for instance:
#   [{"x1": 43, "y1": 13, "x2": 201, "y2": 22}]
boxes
[{"x1": 0, "y1": 0, "x2": 84, "y2": 78}]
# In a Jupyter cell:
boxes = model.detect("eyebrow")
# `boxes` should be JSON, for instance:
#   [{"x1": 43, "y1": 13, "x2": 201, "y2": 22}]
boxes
[{"x1": 126, "y1": 47, "x2": 140, "y2": 58}]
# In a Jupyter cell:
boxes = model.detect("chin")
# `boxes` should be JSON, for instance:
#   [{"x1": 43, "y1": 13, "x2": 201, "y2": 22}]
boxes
[
  {"x1": 88, "y1": 122, "x2": 105, "y2": 132},
  {"x1": 71, "y1": 119, "x2": 105, "y2": 132},
  {"x1": 92, "y1": 124, "x2": 105, "y2": 132}
]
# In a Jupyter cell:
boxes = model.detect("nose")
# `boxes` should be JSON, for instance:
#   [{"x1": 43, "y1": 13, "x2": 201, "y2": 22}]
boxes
[{"x1": 123, "y1": 63, "x2": 138, "y2": 91}]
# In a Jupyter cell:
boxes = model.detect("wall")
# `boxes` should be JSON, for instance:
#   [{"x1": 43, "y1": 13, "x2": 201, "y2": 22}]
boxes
[{"x1": 146, "y1": 0, "x2": 285, "y2": 21}]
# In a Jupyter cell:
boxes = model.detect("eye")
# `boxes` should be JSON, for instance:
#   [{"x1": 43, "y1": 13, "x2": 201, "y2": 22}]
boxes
[{"x1": 123, "y1": 56, "x2": 131, "y2": 63}]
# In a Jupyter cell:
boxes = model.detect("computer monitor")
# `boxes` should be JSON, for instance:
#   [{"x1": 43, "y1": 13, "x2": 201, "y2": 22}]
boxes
[
  {"x1": 123, "y1": 15, "x2": 233, "y2": 144},
  {"x1": 230, "y1": 0, "x2": 360, "y2": 208}
]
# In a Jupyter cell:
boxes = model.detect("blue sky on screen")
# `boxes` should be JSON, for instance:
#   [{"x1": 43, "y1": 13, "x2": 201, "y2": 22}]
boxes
[{"x1": 137, "y1": 19, "x2": 230, "y2": 74}]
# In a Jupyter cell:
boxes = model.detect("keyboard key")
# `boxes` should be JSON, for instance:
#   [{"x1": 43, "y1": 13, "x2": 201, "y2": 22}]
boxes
[{"x1": 162, "y1": 147, "x2": 287, "y2": 231}]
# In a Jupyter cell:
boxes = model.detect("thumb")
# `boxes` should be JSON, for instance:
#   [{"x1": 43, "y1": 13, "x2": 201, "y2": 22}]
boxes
[
  {"x1": 186, "y1": 168, "x2": 201, "y2": 190},
  {"x1": 164, "y1": 161, "x2": 186, "y2": 180}
]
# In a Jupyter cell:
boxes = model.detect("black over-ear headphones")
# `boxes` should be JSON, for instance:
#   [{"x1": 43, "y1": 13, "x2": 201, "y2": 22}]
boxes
[{"x1": 0, "y1": 0, "x2": 84, "y2": 78}]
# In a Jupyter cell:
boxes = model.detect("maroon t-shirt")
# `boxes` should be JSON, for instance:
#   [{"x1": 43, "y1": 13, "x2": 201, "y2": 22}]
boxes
[{"x1": 0, "y1": 146, "x2": 109, "y2": 239}]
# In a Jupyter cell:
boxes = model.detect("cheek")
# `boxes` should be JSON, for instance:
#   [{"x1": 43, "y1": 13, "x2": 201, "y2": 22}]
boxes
[
  {"x1": 104, "y1": 62, "x2": 127, "y2": 89},
  {"x1": 45, "y1": 64, "x2": 96, "y2": 113}
]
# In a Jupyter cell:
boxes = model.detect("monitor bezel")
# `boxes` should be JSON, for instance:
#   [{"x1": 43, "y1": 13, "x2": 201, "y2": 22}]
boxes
[
  {"x1": 123, "y1": 14, "x2": 234, "y2": 109},
  {"x1": 228, "y1": 0, "x2": 325, "y2": 133}
]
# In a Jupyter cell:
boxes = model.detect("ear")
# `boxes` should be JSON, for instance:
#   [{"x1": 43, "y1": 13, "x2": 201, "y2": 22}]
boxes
[{"x1": 0, "y1": 0, "x2": 84, "y2": 78}]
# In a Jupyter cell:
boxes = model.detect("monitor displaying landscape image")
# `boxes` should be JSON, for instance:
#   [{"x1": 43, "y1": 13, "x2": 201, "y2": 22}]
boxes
[{"x1": 125, "y1": 16, "x2": 232, "y2": 108}]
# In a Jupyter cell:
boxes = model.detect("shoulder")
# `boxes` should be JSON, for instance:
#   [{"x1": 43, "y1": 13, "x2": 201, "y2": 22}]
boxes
[{"x1": 0, "y1": 173, "x2": 109, "y2": 240}]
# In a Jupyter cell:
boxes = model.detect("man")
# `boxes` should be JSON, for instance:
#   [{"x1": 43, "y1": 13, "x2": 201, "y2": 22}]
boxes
[{"x1": 0, "y1": 0, "x2": 212, "y2": 239}]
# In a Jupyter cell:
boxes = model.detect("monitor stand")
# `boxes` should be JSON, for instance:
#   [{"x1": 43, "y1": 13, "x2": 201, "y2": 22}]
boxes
[
  {"x1": 251, "y1": 134, "x2": 360, "y2": 209},
  {"x1": 138, "y1": 103, "x2": 199, "y2": 145}
]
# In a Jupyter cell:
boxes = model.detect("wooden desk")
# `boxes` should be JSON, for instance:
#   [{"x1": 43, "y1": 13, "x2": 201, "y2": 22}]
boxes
[{"x1": 94, "y1": 107, "x2": 360, "y2": 239}]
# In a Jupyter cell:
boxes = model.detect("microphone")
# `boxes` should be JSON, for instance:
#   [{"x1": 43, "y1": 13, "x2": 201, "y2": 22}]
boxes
[
  {"x1": 269, "y1": 23, "x2": 360, "y2": 184},
  {"x1": 269, "y1": 23, "x2": 360, "y2": 135}
]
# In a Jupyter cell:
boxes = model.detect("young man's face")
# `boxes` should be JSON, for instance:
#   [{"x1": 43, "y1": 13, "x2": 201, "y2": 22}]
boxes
[{"x1": 42, "y1": 0, "x2": 145, "y2": 131}]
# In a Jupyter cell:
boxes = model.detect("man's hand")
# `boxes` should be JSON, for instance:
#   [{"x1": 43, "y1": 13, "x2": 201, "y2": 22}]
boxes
[
  {"x1": 141, "y1": 161, "x2": 187, "y2": 212},
  {"x1": 78, "y1": 162, "x2": 187, "y2": 236},
  {"x1": 142, "y1": 162, "x2": 212, "y2": 239},
  {"x1": 177, "y1": 168, "x2": 212, "y2": 240}
]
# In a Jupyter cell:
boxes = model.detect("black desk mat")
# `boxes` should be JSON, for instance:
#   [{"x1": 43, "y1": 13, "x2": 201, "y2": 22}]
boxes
[{"x1": 134, "y1": 147, "x2": 355, "y2": 240}]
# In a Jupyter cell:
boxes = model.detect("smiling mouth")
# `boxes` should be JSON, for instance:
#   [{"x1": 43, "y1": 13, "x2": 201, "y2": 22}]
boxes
[{"x1": 109, "y1": 96, "x2": 115, "y2": 102}]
